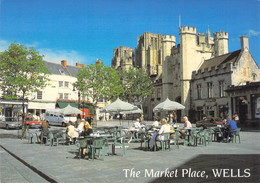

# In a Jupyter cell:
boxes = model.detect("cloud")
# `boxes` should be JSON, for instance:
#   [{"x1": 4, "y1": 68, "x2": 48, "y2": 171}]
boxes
[
  {"x1": 0, "y1": 39, "x2": 93, "y2": 65},
  {"x1": 247, "y1": 30, "x2": 260, "y2": 37},
  {"x1": 39, "y1": 48, "x2": 92, "y2": 65}
]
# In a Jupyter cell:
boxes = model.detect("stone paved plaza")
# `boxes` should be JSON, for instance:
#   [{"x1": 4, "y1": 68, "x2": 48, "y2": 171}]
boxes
[{"x1": 0, "y1": 120, "x2": 260, "y2": 183}]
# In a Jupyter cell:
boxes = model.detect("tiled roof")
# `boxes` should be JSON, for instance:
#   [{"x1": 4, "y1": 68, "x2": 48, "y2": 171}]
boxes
[
  {"x1": 44, "y1": 61, "x2": 81, "y2": 77},
  {"x1": 199, "y1": 50, "x2": 241, "y2": 70}
]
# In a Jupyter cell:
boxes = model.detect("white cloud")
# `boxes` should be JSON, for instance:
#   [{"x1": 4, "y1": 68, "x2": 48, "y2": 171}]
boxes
[
  {"x1": 0, "y1": 39, "x2": 93, "y2": 65},
  {"x1": 0, "y1": 39, "x2": 10, "y2": 51},
  {"x1": 39, "y1": 48, "x2": 92, "y2": 65},
  {"x1": 247, "y1": 30, "x2": 260, "y2": 37}
]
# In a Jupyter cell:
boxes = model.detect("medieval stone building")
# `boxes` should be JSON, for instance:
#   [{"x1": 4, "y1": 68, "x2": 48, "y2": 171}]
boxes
[{"x1": 111, "y1": 26, "x2": 260, "y2": 122}]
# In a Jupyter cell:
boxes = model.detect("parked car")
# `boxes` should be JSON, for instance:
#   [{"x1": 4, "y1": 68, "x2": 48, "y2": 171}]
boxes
[
  {"x1": 196, "y1": 117, "x2": 224, "y2": 128},
  {"x1": 0, "y1": 117, "x2": 22, "y2": 129},
  {"x1": 45, "y1": 109, "x2": 77, "y2": 127},
  {"x1": 25, "y1": 116, "x2": 42, "y2": 128}
]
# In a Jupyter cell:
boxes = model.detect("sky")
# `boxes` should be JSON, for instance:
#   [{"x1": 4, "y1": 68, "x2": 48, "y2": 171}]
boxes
[{"x1": 0, "y1": 0, "x2": 259, "y2": 66}]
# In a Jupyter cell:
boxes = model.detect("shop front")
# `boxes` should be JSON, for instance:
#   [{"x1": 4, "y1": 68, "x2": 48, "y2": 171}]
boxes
[{"x1": 0, "y1": 99, "x2": 28, "y2": 119}]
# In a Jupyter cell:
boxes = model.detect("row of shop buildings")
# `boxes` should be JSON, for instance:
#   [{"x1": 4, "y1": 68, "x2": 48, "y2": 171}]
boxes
[{"x1": 0, "y1": 60, "x2": 104, "y2": 120}]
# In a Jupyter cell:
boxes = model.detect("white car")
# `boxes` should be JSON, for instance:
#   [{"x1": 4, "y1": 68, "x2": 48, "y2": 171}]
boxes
[
  {"x1": 0, "y1": 117, "x2": 22, "y2": 129},
  {"x1": 45, "y1": 109, "x2": 77, "y2": 127}
]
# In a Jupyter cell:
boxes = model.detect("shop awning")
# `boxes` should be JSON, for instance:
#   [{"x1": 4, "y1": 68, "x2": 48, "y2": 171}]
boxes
[{"x1": 56, "y1": 102, "x2": 78, "y2": 109}]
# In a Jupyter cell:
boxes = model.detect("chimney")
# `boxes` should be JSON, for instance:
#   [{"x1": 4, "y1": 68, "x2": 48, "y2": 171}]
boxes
[
  {"x1": 61, "y1": 60, "x2": 67, "y2": 67},
  {"x1": 76, "y1": 62, "x2": 85, "y2": 68},
  {"x1": 240, "y1": 36, "x2": 249, "y2": 51}
]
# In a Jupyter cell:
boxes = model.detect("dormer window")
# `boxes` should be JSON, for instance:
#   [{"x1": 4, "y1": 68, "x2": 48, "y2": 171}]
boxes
[{"x1": 59, "y1": 69, "x2": 64, "y2": 75}]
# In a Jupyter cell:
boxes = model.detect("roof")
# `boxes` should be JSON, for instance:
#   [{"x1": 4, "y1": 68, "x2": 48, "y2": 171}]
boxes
[
  {"x1": 199, "y1": 50, "x2": 241, "y2": 70},
  {"x1": 44, "y1": 61, "x2": 81, "y2": 77},
  {"x1": 225, "y1": 82, "x2": 260, "y2": 92}
]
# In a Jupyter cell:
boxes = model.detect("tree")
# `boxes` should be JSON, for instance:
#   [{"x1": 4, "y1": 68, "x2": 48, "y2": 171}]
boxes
[
  {"x1": 74, "y1": 62, "x2": 123, "y2": 124},
  {"x1": 120, "y1": 67, "x2": 153, "y2": 108},
  {"x1": 0, "y1": 43, "x2": 49, "y2": 138}
]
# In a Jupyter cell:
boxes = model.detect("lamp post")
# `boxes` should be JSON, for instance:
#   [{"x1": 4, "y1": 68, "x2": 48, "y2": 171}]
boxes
[
  {"x1": 73, "y1": 85, "x2": 81, "y2": 119},
  {"x1": 78, "y1": 91, "x2": 81, "y2": 109}
]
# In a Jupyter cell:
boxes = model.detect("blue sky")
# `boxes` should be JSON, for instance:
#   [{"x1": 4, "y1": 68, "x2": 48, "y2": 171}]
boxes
[{"x1": 0, "y1": 0, "x2": 259, "y2": 66}]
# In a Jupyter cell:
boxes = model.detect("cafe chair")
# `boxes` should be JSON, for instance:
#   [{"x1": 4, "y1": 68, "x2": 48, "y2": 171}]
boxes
[
  {"x1": 112, "y1": 136, "x2": 126, "y2": 156},
  {"x1": 159, "y1": 133, "x2": 171, "y2": 151},
  {"x1": 90, "y1": 138, "x2": 106, "y2": 160},
  {"x1": 196, "y1": 130, "x2": 207, "y2": 146},
  {"x1": 45, "y1": 132, "x2": 54, "y2": 146},
  {"x1": 205, "y1": 129, "x2": 213, "y2": 144},
  {"x1": 53, "y1": 131, "x2": 66, "y2": 146},
  {"x1": 78, "y1": 138, "x2": 90, "y2": 159},
  {"x1": 140, "y1": 132, "x2": 150, "y2": 150},
  {"x1": 232, "y1": 128, "x2": 241, "y2": 143},
  {"x1": 27, "y1": 130, "x2": 37, "y2": 144}
]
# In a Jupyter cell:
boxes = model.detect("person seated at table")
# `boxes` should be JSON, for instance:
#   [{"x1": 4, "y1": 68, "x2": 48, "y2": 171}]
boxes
[
  {"x1": 179, "y1": 116, "x2": 192, "y2": 139},
  {"x1": 75, "y1": 119, "x2": 85, "y2": 137},
  {"x1": 81, "y1": 121, "x2": 93, "y2": 137},
  {"x1": 152, "y1": 117, "x2": 159, "y2": 127},
  {"x1": 149, "y1": 118, "x2": 171, "y2": 150},
  {"x1": 223, "y1": 117, "x2": 237, "y2": 142},
  {"x1": 66, "y1": 121, "x2": 78, "y2": 144},
  {"x1": 134, "y1": 118, "x2": 141, "y2": 129},
  {"x1": 140, "y1": 116, "x2": 146, "y2": 126},
  {"x1": 183, "y1": 116, "x2": 192, "y2": 129},
  {"x1": 40, "y1": 120, "x2": 49, "y2": 144}
]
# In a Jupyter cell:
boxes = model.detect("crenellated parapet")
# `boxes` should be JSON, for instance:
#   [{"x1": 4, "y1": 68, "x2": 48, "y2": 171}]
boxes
[
  {"x1": 213, "y1": 31, "x2": 229, "y2": 40},
  {"x1": 179, "y1": 26, "x2": 197, "y2": 35},
  {"x1": 162, "y1": 35, "x2": 176, "y2": 43}
]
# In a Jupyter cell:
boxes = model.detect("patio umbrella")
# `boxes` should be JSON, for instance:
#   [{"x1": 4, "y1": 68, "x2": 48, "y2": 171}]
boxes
[
  {"x1": 120, "y1": 107, "x2": 143, "y2": 115},
  {"x1": 100, "y1": 98, "x2": 137, "y2": 113},
  {"x1": 100, "y1": 98, "x2": 138, "y2": 126},
  {"x1": 120, "y1": 107, "x2": 143, "y2": 127},
  {"x1": 153, "y1": 98, "x2": 185, "y2": 112},
  {"x1": 60, "y1": 104, "x2": 83, "y2": 115}
]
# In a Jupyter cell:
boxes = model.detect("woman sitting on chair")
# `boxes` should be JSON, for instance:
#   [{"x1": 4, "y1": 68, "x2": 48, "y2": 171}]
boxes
[{"x1": 149, "y1": 118, "x2": 171, "y2": 150}]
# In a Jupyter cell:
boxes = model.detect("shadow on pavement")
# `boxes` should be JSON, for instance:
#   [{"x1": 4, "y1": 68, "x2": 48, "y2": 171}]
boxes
[{"x1": 149, "y1": 154, "x2": 260, "y2": 183}]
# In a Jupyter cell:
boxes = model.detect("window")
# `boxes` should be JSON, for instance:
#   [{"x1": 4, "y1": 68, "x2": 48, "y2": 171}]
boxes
[
  {"x1": 207, "y1": 82, "x2": 213, "y2": 98},
  {"x1": 197, "y1": 84, "x2": 202, "y2": 99},
  {"x1": 65, "y1": 81, "x2": 69, "y2": 88},
  {"x1": 59, "y1": 81, "x2": 63, "y2": 87},
  {"x1": 219, "y1": 81, "x2": 225, "y2": 97},
  {"x1": 157, "y1": 88, "x2": 161, "y2": 98},
  {"x1": 252, "y1": 73, "x2": 257, "y2": 80},
  {"x1": 58, "y1": 93, "x2": 63, "y2": 99},
  {"x1": 64, "y1": 93, "x2": 69, "y2": 100},
  {"x1": 59, "y1": 69, "x2": 64, "y2": 75},
  {"x1": 37, "y1": 91, "x2": 43, "y2": 99}
]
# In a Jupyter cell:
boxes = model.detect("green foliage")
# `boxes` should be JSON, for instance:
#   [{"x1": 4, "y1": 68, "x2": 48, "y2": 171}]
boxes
[
  {"x1": 0, "y1": 43, "x2": 49, "y2": 137},
  {"x1": 0, "y1": 43, "x2": 49, "y2": 99},
  {"x1": 120, "y1": 67, "x2": 153, "y2": 103},
  {"x1": 74, "y1": 65, "x2": 153, "y2": 108}
]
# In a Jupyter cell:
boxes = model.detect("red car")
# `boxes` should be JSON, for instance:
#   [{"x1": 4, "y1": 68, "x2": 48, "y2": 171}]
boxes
[
  {"x1": 196, "y1": 117, "x2": 224, "y2": 128},
  {"x1": 25, "y1": 116, "x2": 42, "y2": 128}
]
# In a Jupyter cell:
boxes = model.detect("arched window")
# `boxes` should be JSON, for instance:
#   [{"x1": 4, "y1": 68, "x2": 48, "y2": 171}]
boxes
[{"x1": 252, "y1": 73, "x2": 257, "y2": 80}]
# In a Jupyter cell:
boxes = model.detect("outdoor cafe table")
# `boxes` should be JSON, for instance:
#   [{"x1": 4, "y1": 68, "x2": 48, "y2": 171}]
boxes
[{"x1": 79, "y1": 134, "x2": 113, "y2": 158}]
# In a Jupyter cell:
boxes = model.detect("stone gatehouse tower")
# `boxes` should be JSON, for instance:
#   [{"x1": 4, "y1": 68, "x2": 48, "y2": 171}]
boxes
[{"x1": 112, "y1": 26, "x2": 233, "y2": 120}]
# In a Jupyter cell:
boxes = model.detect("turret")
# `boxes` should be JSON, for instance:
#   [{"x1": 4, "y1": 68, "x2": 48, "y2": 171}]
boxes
[
  {"x1": 213, "y1": 31, "x2": 229, "y2": 56},
  {"x1": 161, "y1": 35, "x2": 176, "y2": 63},
  {"x1": 179, "y1": 26, "x2": 197, "y2": 35}
]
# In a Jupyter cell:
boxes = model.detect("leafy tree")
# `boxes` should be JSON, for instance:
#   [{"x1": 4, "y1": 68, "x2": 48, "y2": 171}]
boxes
[
  {"x1": 74, "y1": 62, "x2": 124, "y2": 124},
  {"x1": 103, "y1": 66, "x2": 124, "y2": 101},
  {"x1": 0, "y1": 43, "x2": 49, "y2": 138},
  {"x1": 120, "y1": 67, "x2": 153, "y2": 108}
]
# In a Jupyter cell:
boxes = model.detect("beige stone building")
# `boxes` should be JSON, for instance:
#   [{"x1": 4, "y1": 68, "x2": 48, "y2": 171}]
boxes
[
  {"x1": 111, "y1": 26, "x2": 244, "y2": 121},
  {"x1": 191, "y1": 36, "x2": 260, "y2": 122}
]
